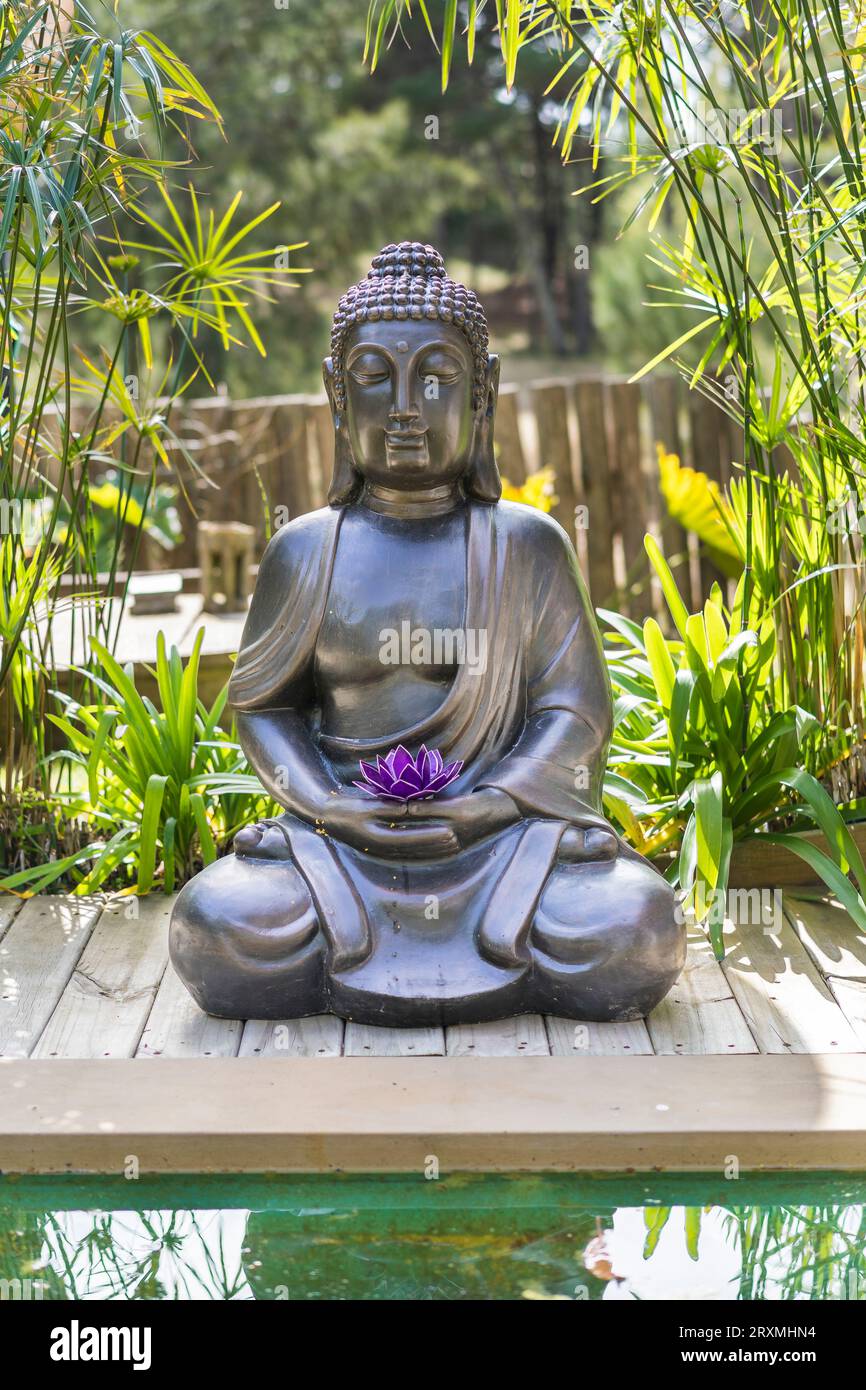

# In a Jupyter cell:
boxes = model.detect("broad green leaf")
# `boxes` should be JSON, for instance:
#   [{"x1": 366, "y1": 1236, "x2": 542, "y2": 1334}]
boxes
[
  {"x1": 693, "y1": 771, "x2": 724, "y2": 891},
  {"x1": 644, "y1": 617, "x2": 676, "y2": 707},
  {"x1": 137, "y1": 774, "x2": 168, "y2": 893},
  {"x1": 190, "y1": 791, "x2": 216, "y2": 865},
  {"x1": 644, "y1": 535, "x2": 690, "y2": 640}
]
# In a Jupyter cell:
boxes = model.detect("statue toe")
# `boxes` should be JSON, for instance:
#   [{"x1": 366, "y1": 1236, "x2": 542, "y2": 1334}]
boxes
[
  {"x1": 234, "y1": 823, "x2": 264, "y2": 854},
  {"x1": 234, "y1": 820, "x2": 293, "y2": 859},
  {"x1": 559, "y1": 826, "x2": 618, "y2": 862}
]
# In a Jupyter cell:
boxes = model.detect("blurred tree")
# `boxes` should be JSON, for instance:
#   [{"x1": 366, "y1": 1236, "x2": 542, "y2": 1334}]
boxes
[{"x1": 123, "y1": 0, "x2": 613, "y2": 391}]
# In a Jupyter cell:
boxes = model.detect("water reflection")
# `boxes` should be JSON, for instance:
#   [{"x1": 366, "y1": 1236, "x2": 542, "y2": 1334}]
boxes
[{"x1": 1, "y1": 1175, "x2": 864, "y2": 1300}]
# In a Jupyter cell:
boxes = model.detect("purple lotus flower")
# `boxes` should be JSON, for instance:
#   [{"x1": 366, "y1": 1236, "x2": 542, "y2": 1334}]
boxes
[{"x1": 354, "y1": 744, "x2": 463, "y2": 801}]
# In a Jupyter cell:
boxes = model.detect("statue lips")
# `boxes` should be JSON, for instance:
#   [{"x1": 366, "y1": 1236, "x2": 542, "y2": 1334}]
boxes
[{"x1": 384, "y1": 427, "x2": 429, "y2": 466}]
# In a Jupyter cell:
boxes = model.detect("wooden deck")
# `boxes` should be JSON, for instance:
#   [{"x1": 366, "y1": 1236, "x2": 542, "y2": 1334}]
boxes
[{"x1": 2, "y1": 889, "x2": 866, "y2": 1173}]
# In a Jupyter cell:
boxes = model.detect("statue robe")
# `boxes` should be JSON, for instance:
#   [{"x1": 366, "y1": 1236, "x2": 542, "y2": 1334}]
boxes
[{"x1": 227, "y1": 500, "x2": 615, "y2": 993}]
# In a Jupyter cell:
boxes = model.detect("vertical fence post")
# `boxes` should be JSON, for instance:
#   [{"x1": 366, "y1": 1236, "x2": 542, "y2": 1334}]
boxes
[
  {"x1": 532, "y1": 380, "x2": 581, "y2": 544},
  {"x1": 573, "y1": 378, "x2": 616, "y2": 608},
  {"x1": 304, "y1": 398, "x2": 332, "y2": 509},
  {"x1": 494, "y1": 385, "x2": 528, "y2": 484},
  {"x1": 268, "y1": 399, "x2": 315, "y2": 525},
  {"x1": 609, "y1": 378, "x2": 655, "y2": 621},
  {"x1": 687, "y1": 384, "x2": 733, "y2": 599}
]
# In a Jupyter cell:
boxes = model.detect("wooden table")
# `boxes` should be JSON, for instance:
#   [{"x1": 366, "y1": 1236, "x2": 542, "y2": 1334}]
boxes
[{"x1": 37, "y1": 593, "x2": 247, "y2": 707}]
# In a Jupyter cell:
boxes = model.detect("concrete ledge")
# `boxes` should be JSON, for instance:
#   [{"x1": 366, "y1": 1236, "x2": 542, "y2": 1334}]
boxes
[{"x1": 2, "y1": 1056, "x2": 866, "y2": 1174}]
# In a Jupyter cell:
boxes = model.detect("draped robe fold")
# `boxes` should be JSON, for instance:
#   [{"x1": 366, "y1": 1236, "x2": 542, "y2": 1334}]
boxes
[{"x1": 227, "y1": 500, "x2": 616, "y2": 985}]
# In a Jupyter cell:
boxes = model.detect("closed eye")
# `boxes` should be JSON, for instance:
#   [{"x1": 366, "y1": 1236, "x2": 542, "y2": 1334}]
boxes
[
  {"x1": 348, "y1": 352, "x2": 390, "y2": 385},
  {"x1": 418, "y1": 351, "x2": 464, "y2": 385}
]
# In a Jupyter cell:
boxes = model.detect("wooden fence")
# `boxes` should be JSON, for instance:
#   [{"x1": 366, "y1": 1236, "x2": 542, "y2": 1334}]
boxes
[{"x1": 153, "y1": 372, "x2": 743, "y2": 620}]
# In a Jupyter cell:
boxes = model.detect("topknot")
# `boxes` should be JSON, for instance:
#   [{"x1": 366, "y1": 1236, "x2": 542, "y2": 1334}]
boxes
[{"x1": 330, "y1": 241, "x2": 490, "y2": 411}]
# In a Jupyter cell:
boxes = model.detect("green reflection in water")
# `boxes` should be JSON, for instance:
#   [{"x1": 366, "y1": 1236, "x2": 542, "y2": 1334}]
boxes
[{"x1": 1, "y1": 1172, "x2": 864, "y2": 1301}]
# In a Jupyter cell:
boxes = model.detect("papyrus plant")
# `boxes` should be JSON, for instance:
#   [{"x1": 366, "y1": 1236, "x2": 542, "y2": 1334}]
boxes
[
  {"x1": 367, "y1": 0, "x2": 866, "y2": 927},
  {"x1": 0, "y1": 1, "x2": 305, "y2": 796}
]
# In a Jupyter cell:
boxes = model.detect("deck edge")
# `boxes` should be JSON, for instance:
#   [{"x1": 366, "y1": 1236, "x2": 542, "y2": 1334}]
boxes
[{"x1": 2, "y1": 1055, "x2": 866, "y2": 1174}]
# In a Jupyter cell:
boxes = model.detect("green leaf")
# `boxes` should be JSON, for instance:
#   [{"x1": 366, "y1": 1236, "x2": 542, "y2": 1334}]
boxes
[
  {"x1": 643, "y1": 617, "x2": 676, "y2": 707},
  {"x1": 643, "y1": 1206, "x2": 671, "y2": 1258},
  {"x1": 694, "y1": 771, "x2": 724, "y2": 891},
  {"x1": 685, "y1": 1207, "x2": 702, "y2": 1262},
  {"x1": 177, "y1": 628, "x2": 205, "y2": 774},
  {"x1": 137, "y1": 774, "x2": 168, "y2": 893},
  {"x1": 442, "y1": 0, "x2": 457, "y2": 90},
  {"x1": 190, "y1": 791, "x2": 216, "y2": 865},
  {"x1": 88, "y1": 709, "x2": 117, "y2": 808},
  {"x1": 644, "y1": 536, "x2": 690, "y2": 640},
  {"x1": 163, "y1": 817, "x2": 177, "y2": 894},
  {"x1": 628, "y1": 315, "x2": 718, "y2": 383},
  {"x1": 759, "y1": 835, "x2": 866, "y2": 932},
  {"x1": 599, "y1": 607, "x2": 647, "y2": 651}
]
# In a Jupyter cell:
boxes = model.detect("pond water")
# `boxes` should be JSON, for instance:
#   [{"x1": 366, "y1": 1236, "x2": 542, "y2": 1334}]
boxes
[{"x1": 0, "y1": 1172, "x2": 864, "y2": 1301}]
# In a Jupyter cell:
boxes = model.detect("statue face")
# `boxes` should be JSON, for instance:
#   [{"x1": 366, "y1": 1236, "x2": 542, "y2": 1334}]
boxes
[{"x1": 342, "y1": 320, "x2": 478, "y2": 488}]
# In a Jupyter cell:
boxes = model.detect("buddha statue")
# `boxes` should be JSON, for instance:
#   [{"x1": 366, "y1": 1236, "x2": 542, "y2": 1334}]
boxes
[{"x1": 170, "y1": 242, "x2": 685, "y2": 1026}]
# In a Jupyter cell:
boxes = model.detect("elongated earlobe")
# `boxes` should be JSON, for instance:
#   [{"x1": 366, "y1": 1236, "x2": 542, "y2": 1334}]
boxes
[
  {"x1": 328, "y1": 414, "x2": 360, "y2": 505},
  {"x1": 464, "y1": 355, "x2": 501, "y2": 503},
  {"x1": 322, "y1": 356, "x2": 362, "y2": 506}
]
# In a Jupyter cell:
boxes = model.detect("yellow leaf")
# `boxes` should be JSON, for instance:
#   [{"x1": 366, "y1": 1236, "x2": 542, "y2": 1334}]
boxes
[
  {"x1": 656, "y1": 446, "x2": 742, "y2": 575},
  {"x1": 500, "y1": 467, "x2": 558, "y2": 513}
]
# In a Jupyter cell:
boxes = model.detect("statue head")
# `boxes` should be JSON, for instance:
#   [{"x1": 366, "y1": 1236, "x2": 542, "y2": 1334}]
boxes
[{"x1": 323, "y1": 242, "x2": 501, "y2": 505}]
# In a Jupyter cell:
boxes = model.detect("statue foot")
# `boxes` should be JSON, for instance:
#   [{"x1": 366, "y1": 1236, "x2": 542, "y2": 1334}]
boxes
[
  {"x1": 169, "y1": 849, "x2": 327, "y2": 1018},
  {"x1": 529, "y1": 849, "x2": 685, "y2": 1020},
  {"x1": 559, "y1": 826, "x2": 618, "y2": 863},
  {"x1": 234, "y1": 818, "x2": 294, "y2": 860}
]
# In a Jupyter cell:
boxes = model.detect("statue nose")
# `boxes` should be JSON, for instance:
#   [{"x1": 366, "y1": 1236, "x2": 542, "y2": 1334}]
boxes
[{"x1": 390, "y1": 371, "x2": 421, "y2": 422}]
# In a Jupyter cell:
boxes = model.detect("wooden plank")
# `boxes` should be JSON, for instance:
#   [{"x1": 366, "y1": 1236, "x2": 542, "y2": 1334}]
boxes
[
  {"x1": 573, "y1": 378, "x2": 616, "y2": 605},
  {"x1": 445, "y1": 1014, "x2": 550, "y2": 1056},
  {"x1": 0, "y1": 895, "x2": 24, "y2": 943},
  {"x1": 268, "y1": 398, "x2": 314, "y2": 522},
  {"x1": 786, "y1": 894, "x2": 866, "y2": 982},
  {"x1": 344, "y1": 1023, "x2": 444, "y2": 1057},
  {"x1": 545, "y1": 1014, "x2": 653, "y2": 1056},
  {"x1": 609, "y1": 379, "x2": 653, "y2": 620},
  {"x1": 5, "y1": 1055, "x2": 866, "y2": 1173},
  {"x1": 531, "y1": 381, "x2": 580, "y2": 543},
  {"x1": 32, "y1": 896, "x2": 171, "y2": 1059},
  {"x1": 0, "y1": 896, "x2": 102, "y2": 1058},
  {"x1": 227, "y1": 398, "x2": 277, "y2": 546},
  {"x1": 178, "y1": 397, "x2": 234, "y2": 565},
  {"x1": 826, "y1": 978, "x2": 866, "y2": 1049},
  {"x1": 238, "y1": 1016, "x2": 344, "y2": 1057},
  {"x1": 647, "y1": 928, "x2": 758, "y2": 1055},
  {"x1": 721, "y1": 916, "x2": 863, "y2": 1054},
  {"x1": 304, "y1": 398, "x2": 331, "y2": 509},
  {"x1": 494, "y1": 386, "x2": 528, "y2": 484},
  {"x1": 137, "y1": 960, "x2": 242, "y2": 1059}
]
